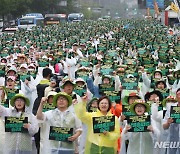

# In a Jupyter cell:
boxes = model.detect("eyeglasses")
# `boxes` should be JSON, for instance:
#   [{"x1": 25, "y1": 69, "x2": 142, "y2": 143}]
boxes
[{"x1": 57, "y1": 96, "x2": 67, "y2": 101}]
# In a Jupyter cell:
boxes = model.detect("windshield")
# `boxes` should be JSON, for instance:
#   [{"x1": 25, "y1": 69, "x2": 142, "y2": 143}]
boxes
[
  {"x1": 19, "y1": 18, "x2": 34, "y2": 25},
  {"x1": 68, "y1": 14, "x2": 80, "y2": 21}
]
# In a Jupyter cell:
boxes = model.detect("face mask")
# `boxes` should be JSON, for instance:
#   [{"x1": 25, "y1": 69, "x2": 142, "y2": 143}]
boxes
[{"x1": 155, "y1": 75, "x2": 161, "y2": 79}]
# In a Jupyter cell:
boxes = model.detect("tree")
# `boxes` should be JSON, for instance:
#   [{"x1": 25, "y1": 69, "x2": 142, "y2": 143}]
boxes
[{"x1": 0, "y1": 0, "x2": 33, "y2": 20}]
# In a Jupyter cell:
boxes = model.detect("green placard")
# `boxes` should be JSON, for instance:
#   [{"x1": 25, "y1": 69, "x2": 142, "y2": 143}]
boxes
[
  {"x1": 156, "y1": 88, "x2": 169, "y2": 99},
  {"x1": 49, "y1": 127, "x2": 73, "y2": 142},
  {"x1": 99, "y1": 83, "x2": 115, "y2": 95},
  {"x1": 1, "y1": 99, "x2": 9, "y2": 108},
  {"x1": 0, "y1": 65, "x2": 5, "y2": 77},
  {"x1": 73, "y1": 85, "x2": 87, "y2": 97},
  {"x1": 38, "y1": 60, "x2": 49, "y2": 67},
  {"x1": 75, "y1": 70, "x2": 90, "y2": 81},
  {"x1": 5, "y1": 117, "x2": 28, "y2": 133},
  {"x1": 19, "y1": 73, "x2": 31, "y2": 82},
  {"x1": 93, "y1": 116, "x2": 115, "y2": 133},
  {"x1": 122, "y1": 105, "x2": 135, "y2": 117},
  {"x1": 43, "y1": 103, "x2": 55, "y2": 112},
  {"x1": 170, "y1": 106, "x2": 180, "y2": 123},
  {"x1": 127, "y1": 115, "x2": 151, "y2": 132},
  {"x1": 80, "y1": 61, "x2": 90, "y2": 67},
  {"x1": 103, "y1": 91, "x2": 121, "y2": 103},
  {"x1": 101, "y1": 68, "x2": 113, "y2": 75},
  {"x1": 122, "y1": 78, "x2": 138, "y2": 90},
  {"x1": 89, "y1": 107, "x2": 97, "y2": 112},
  {"x1": 6, "y1": 89, "x2": 19, "y2": 100},
  {"x1": 29, "y1": 70, "x2": 37, "y2": 79}
]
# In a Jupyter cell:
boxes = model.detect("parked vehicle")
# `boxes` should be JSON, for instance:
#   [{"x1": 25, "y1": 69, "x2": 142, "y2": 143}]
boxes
[
  {"x1": 44, "y1": 14, "x2": 67, "y2": 25},
  {"x1": 17, "y1": 13, "x2": 44, "y2": 30},
  {"x1": 68, "y1": 13, "x2": 84, "y2": 22}
]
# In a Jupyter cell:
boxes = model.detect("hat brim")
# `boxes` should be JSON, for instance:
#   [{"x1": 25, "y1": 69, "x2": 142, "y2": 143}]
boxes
[
  {"x1": 162, "y1": 98, "x2": 177, "y2": 107},
  {"x1": 10, "y1": 94, "x2": 30, "y2": 107},
  {"x1": 123, "y1": 95, "x2": 141, "y2": 105},
  {"x1": 130, "y1": 102, "x2": 150, "y2": 114},
  {"x1": 102, "y1": 76, "x2": 112, "y2": 82},
  {"x1": 61, "y1": 81, "x2": 76, "y2": 89},
  {"x1": 53, "y1": 92, "x2": 72, "y2": 107}
]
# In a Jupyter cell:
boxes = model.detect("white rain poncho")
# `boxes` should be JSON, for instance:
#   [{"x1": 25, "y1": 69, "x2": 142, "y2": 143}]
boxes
[
  {"x1": 0, "y1": 105, "x2": 39, "y2": 154},
  {"x1": 121, "y1": 116, "x2": 159, "y2": 154},
  {"x1": 163, "y1": 102, "x2": 180, "y2": 154},
  {"x1": 38, "y1": 108, "x2": 82, "y2": 154}
]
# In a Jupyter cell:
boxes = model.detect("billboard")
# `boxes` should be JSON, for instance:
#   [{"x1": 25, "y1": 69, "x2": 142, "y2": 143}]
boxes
[{"x1": 146, "y1": 0, "x2": 164, "y2": 9}]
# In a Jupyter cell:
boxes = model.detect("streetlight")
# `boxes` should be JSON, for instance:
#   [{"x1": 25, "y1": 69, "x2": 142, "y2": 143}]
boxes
[{"x1": 87, "y1": 7, "x2": 91, "y2": 19}]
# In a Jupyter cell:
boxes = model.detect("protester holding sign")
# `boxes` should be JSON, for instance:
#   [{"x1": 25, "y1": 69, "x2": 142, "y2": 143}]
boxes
[
  {"x1": 75, "y1": 95, "x2": 120, "y2": 154},
  {"x1": 0, "y1": 94, "x2": 39, "y2": 154},
  {"x1": 74, "y1": 77, "x2": 93, "y2": 101},
  {"x1": 163, "y1": 88, "x2": 180, "y2": 154},
  {"x1": 122, "y1": 99, "x2": 159, "y2": 154},
  {"x1": 0, "y1": 86, "x2": 7, "y2": 153},
  {"x1": 142, "y1": 69, "x2": 164, "y2": 90},
  {"x1": 33, "y1": 67, "x2": 52, "y2": 154},
  {"x1": 79, "y1": 97, "x2": 98, "y2": 154},
  {"x1": 36, "y1": 92, "x2": 82, "y2": 154}
]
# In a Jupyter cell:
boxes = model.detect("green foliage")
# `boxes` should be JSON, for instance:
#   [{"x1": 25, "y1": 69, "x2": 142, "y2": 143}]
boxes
[{"x1": 0, "y1": 0, "x2": 76, "y2": 19}]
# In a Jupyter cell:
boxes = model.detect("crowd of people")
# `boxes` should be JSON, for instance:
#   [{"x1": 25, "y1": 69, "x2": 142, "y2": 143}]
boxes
[{"x1": 0, "y1": 18, "x2": 179, "y2": 154}]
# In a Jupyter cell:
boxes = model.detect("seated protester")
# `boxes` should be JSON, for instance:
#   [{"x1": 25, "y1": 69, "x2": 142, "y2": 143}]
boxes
[
  {"x1": 0, "y1": 57, "x2": 8, "y2": 65},
  {"x1": 42, "y1": 91, "x2": 57, "y2": 112},
  {"x1": 162, "y1": 88, "x2": 180, "y2": 154},
  {"x1": 152, "y1": 95, "x2": 177, "y2": 154},
  {"x1": 19, "y1": 63, "x2": 38, "y2": 112},
  {"x1": 169, "y1": 69, "x2": 180, "y2": 94},
  {"x1": 155, "y1": 80, "x2": 170, "y2": 99},
  {"x1": 19, "y1": 64, "x2": 28, "y2": 74},
  {"x1": 87, "y1": 74, "x2": 121, "y2": 98},
  {"x1": 17, "y1": 54, "x2": 28, "y2": 64},
  {"x1": 119, "y1": 92, "x2": 141, "y2": 154},
  {"x1": 120, "y1": 93, "x2": 141, "y2": 126},
  {"x1": 145, "y1": 90, "x2": 164, "y2": 154},
  {"x1": 75, "y1": 77, "x2": 93, "y2": 101},
  {"x1": 142, "y1": 69, "x2": 163, "y2": 92},
  {"x1": 33, "y1": 67, "x2": 52, "y2": 115},
  {"x1": 33, "y1": 67, "x2": 52, "y2": 154},
  {"x1": 60, "y1": 77, "x2": 76, "y2": 97},
  {"x1": 86, "y1": 97, "x2": 98, "y2": 112},
  {"x1": 60, "y1": 76, "x2": 88, "y2": 154},
  {"x1": 6, "y1": 66, "x2": 17, "y2": 77},
  {"x1": 36, "y1": 92, "x2": 82, "y2": 154},
  {"x1": 0, "y1": 66, "x2": 18, "y2": 88},
  {"x1": 0, "y1": 86, "x2": 7, "y2": 153},
  {"x1": 5, "y1": 76, "x2": 24, "y2": 98},
  {"x1": 65, "y1": 51, "x2": 79, "y2": 80},
  {"x1": 74, "y1": 95, "x2": 120, "y2": 154},
  {"x1": 0, "y1": 94, "x2": 39, "y2": 154},
  {"x1": 6, "y1": 76, "x2": 17, "y2": 89},
  {"x1": 79, "y1": 97, "x2": 99, "y2": 154},
  {"x1": 145, "y1": 90, "x2": 164, "y2": 103},
  {"x1": 44, "y1": 77, "x2": 57, "y2": 97},
  {"x1": 38, "y1": 91, "x2": 57, "y2": 154},
  {"x1": 122, "y1": 99, "x2": 159, "y2": 154},
  {"x1": 60, "y1": 77, "x2": 85, "y2": 109}
]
